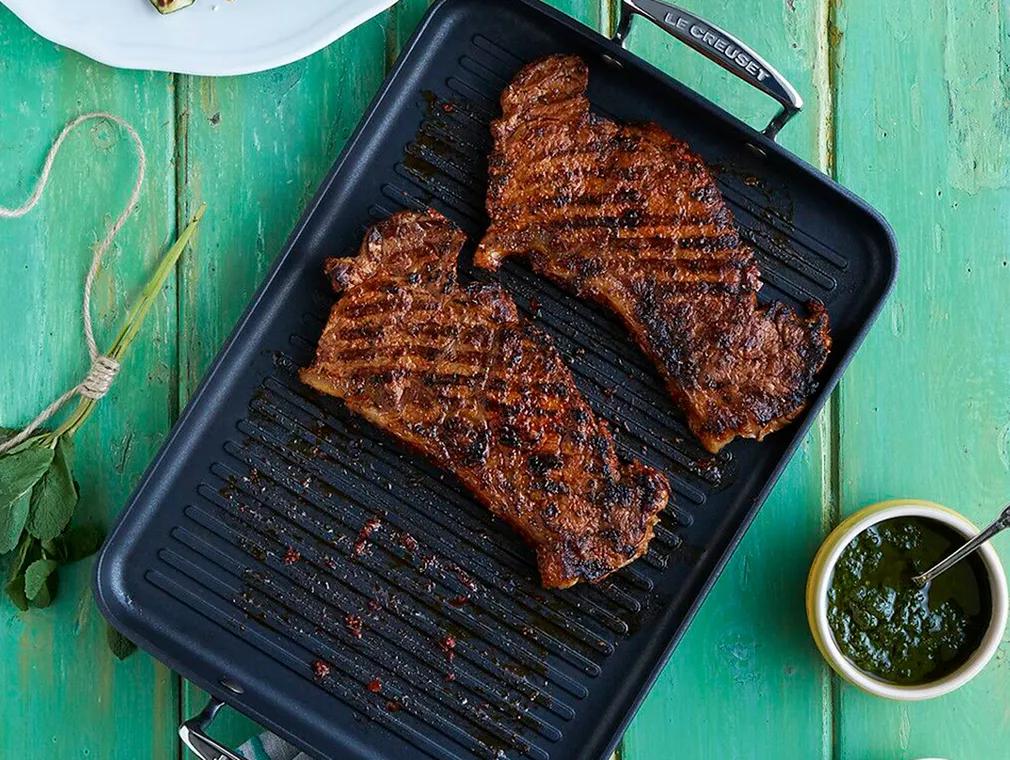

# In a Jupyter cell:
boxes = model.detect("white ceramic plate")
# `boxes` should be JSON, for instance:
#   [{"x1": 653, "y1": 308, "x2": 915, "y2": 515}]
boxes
[{"x1": 0, "y1": 0, "x2": 397, "y2": 76}]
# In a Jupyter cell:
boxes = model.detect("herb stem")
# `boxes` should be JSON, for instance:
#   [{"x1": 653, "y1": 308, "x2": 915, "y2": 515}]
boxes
[{"x1": 45, "y1": 205, "x2": 206, "y2": 444}]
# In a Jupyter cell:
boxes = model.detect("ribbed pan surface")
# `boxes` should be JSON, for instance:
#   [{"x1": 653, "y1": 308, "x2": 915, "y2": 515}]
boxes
[{"x1": 95, "y1": 2, "x2": 896, "y2": 759}]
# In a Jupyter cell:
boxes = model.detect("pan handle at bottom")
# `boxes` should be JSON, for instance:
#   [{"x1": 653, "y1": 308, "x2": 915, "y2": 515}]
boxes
[
  {"x1": 179, "y1": 697, "x2": 246, "y2": 760},
  {"x1": 613, "y1": 0, "x2": 803, "y2": 139}
]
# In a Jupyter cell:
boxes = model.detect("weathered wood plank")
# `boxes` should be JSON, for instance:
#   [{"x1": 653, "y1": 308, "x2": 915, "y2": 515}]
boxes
[
  {"x1": 389, "y1": 0, "x2": 432, "y2": 59},
  {"x1": 547, "y1": 0, "x2": 606, "y2": 28},
  {"x1": 833, "y1": 1, "x2": 1010, "y2": 757},
  {"x1": 175, "y1": 11, "x2": 391, "y2": 753},
  {"x1": 0, "y1": 8, "x2": 178, "y2": 758},
  {"x1": 618, "y1": 2, "x2": 833, "y2": 758}
]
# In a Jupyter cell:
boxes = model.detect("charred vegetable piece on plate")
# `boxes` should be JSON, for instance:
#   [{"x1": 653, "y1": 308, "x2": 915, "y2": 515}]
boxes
[{"x1": 151, "y1": 0, "x2": 195, "y2": 14}]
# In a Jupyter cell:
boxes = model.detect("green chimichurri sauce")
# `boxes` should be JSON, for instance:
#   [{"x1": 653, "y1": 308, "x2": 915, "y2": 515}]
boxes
[{"x1": 827, "y1": 517, "x2": 991, "y2": 685}]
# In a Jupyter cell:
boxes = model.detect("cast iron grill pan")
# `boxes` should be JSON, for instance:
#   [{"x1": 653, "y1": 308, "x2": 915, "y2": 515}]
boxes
[{"x1": 95, "y1": 2, "x2": 897, "y2": 759}]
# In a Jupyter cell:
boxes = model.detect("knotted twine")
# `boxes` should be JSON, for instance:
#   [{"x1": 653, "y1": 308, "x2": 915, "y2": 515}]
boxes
[{"x1": 0, "y1": 112, "x2": 147, "y2": 455}]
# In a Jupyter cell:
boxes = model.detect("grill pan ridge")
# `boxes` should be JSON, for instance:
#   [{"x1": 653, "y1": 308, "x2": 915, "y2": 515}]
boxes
[{"x1": 95, "y1": 2, "x2": 897, "y2": 759}]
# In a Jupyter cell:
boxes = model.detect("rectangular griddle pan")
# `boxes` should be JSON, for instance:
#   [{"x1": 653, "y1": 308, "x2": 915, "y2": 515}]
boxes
[{"x1": 95, "y1": 1, "x2": 897, "y2": 758}]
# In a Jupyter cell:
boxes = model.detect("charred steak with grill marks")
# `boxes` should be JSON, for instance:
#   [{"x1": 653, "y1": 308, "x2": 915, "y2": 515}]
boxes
[
  {"x1": 476, "y1": 54, "x2": 832, "y2": 453},
  {"x1": 300, "y1": 210, "x2": 670, "y2": 588}
]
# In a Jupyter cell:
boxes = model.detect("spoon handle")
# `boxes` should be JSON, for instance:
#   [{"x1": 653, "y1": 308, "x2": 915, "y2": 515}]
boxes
[{"x1": 912, "y1": 504, "x2": 1010, "y2": 587}]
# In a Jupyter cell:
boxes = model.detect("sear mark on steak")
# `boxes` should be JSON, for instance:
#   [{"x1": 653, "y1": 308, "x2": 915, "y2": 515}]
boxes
[
  {"x1": 476, "y1": 54, "x2": 832, "y2": 453},
  {"x1": 300, "y1": 210, "x2": 670, "y2": 588}
]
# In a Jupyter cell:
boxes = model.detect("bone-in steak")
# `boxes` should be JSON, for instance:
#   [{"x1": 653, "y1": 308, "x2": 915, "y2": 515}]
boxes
[
  {"x1": 301, "y1": 210, "x2": 669, "y2": 588},
  {"x1": 476, "y1": 55, "x2": 831, "y2": 453}
]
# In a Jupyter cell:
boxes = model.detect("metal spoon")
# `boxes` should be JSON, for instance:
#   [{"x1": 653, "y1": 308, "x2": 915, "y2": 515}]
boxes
[{"x1": 912, "y1": 504, "x2": 1010, "y2": 587}]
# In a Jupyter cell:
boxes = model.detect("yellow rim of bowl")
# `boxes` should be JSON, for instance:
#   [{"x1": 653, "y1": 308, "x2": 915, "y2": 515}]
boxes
[{"x1": 805, "y1": 498, "x2": 1008, "y2": 700}]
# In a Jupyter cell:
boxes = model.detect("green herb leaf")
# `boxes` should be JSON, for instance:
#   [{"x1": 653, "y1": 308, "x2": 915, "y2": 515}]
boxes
[
  {"x1": 5, "y1": 573, "x2": 28, "y2": 611},
  {"x1": 6, "y1": 533, "x2": 33, "y2": 580},
  {"x1": 27, "y1": 436, "x2": 77, "y2": 541},
  {"x1": 0, "y1": 442, "x2": 54, "y2": 550},
  {"x1": 23, "y1": 558, "x2": 59, "y2": 600},
  {"x1": 107, "y1": 622, "x2": 137, "y2": 660},
  {"x1": 29, "y1": 569, "x2": 57, "y2": 608},
  {"x1": 3, "y1": 533, "x2": 33, "y2": 610},
  {"x1": 42, "y1": 524, "x2": 104, "y2": 564},
  {"x1": 3, "y1": 534, "x2": 33, "y2": 612},
  {"x1": 0, "y1": 491, "x2": 31, "y2": 555}
]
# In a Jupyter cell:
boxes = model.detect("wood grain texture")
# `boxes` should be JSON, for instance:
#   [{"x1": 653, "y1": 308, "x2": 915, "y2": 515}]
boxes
[
  {"x1": 548, "y1": 0, "x2": 606, "y2": 28},
  {"x1": 0, "y1": 7, "x2": 178, "y2": 759},
  {"x1": 618, "y1": 2, "x2": 834, "y2": 759},
  {"x1": 389, "y1": 0, "x2": 434, "y2": 60},
  {"x1": 833, "y1": 1, "x2": 1010, "y2": 757}
]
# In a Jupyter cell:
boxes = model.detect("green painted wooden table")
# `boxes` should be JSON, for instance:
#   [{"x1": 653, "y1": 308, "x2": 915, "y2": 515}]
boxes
[{"x1": 2, "y1": 1, "x2": 1009, "y2": 758}]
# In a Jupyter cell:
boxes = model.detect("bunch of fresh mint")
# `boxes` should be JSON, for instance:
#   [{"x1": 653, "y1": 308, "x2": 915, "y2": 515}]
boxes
[
  {"x1": 0, "y1": 430, "x2": 103, "y2": 609},
  {"x1": 0, "y1": 206, "x2": 205, "y2": 659}
]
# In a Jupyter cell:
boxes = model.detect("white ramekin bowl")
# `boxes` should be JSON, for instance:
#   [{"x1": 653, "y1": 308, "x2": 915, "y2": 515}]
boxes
[{"x1": 806, "y1": 499, "x2": 1008, "y2": 700}]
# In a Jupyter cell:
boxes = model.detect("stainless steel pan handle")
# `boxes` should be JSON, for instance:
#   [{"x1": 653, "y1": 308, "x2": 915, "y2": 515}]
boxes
[
  {"x1": 179, "y1": 697, "x2": 246, "y2": 760},
  {"x1": 613, "y1": 0, "x2": 803, "y2": 139}
]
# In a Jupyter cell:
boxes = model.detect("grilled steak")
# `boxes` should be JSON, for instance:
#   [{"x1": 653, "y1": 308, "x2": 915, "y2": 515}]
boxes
[
  {"x1": 300, "y1": 210, "x2": 669, "y2": 588},
  {"x1": 476, "y1": 54, "x2": 831, "y2": 452}
]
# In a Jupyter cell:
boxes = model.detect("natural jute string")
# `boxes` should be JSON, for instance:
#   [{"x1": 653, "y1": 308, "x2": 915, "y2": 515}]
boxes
[{"x1": 0, "y1": 112, "x2": 146, "y2": 454}]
